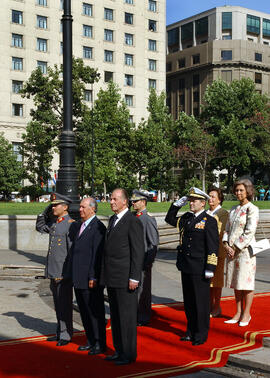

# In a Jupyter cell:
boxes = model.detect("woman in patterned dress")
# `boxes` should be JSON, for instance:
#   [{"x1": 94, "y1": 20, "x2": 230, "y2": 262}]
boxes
[
  {"x1": 207, "y1": 187, "x2": 228, "y2": 317},
  {"x1": 223, "y1": 179, "x2": 259, "y2": 327}
]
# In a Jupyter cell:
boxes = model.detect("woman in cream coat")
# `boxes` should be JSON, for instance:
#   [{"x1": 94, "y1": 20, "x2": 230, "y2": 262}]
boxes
[
  {"x1": 207, "y1": 187, "x2": 228, "y2": 317},
  {"x1": 223, "y1": 179, "x2": 259, "y2": 327}
]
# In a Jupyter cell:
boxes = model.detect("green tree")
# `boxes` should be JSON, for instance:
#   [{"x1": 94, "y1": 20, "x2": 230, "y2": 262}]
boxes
[
  {"x1": 200, "y1": 78, "x2": 270, "y2": 190},
  {"x1": 130, "y1": 89, "x2": 177, "y2": 193},
  {"x1": 0, "y1": 134, "x2": 23, "y2": 197},
  {"x1": 21, "y1": 58, "x2": 99, "y2": 187},
  {"x1": 174, "y1": 112, "x2": 217, "y2": 192},
  {"x1": 78, "y1": 81, "x2": 137, "y2": 194}
]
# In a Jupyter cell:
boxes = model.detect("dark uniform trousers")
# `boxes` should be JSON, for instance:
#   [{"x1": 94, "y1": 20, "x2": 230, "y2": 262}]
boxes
[
  {"x1": 74, "y1": 287, "x2": 106, "y2": 348},
  {"x1": 137, "y1": 266, "x2": 152, "y2": 323},
  {"x1": 50, "y1": 278, "x2": 73, "y2": 341},
  {"x1": 181, "y1": 273, "x2": 210, "y2": 342},
  {"x1": 107, "y1": 287, "x2": 138, "y2": 362}
]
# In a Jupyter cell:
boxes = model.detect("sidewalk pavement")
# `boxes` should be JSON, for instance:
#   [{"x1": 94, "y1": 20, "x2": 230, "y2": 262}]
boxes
[{"x1": 1, "y1": 248, "x2": 270, "y2": 377}]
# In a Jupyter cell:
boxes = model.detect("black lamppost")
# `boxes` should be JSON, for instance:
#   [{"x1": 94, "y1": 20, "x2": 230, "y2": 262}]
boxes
[{"x1": 56, "y1": 0, "x2": 79, "y2": 217}]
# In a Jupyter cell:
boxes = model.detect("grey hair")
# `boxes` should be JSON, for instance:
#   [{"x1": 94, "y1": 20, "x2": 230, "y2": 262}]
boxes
[{"x1": 85, "y1": 197, "x2": 98, "y2": 213}]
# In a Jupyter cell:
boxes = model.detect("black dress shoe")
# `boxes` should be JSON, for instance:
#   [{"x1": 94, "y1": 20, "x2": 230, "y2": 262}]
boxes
[
  {"x1": 56, "y1": 340, "x2": 70, "y2": 346},
  {"x1": 180, "y1": 335, "x2": 193, "y2": 341},
  {"x1": 192, "y1": 340, "x2": 205, "y2": 346},
  {"x1": 78, "y1": 345, "x2": 91, "y2": 351},
  {"x1": 88, "y1": 344, "x2": 106, "y2": 355},
  {"x1": 137, "y1": 321, "x2": 149, "y2": 327},
  {"x1": 105, "y1": 352, "x2": 120, "y2": 361},
  {"x1": 47, "y1": 336, "x2": 58, "y2": 342},
  {"x1": 114, "y1": 358, "x2": 132, "y2": 366}
]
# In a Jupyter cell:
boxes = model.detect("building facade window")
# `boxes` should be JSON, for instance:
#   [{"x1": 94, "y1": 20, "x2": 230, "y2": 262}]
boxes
[
  {"x1": 104, "y1": 50, "x2": 113, "y2": 62},
  {"x1": 181, "y1": 22, "x2": 193, "y2": 42},
  {"x1": 178, "y1": 58, "x2": 185, "y2": 68},
  {"x1": 125, "y1": 12, "x2": 133, "y2": 24},
  {"x1": 192, "y1": 54, "x2": 200, "y2": 64},
  {"x1": 195, "y1": 17, "x2": 208, "y2": 36},
  {"x1": 37, "y1": 0, "x2": 47, "y2": 5},
  {"x1": 12, "y1": 34, "x2": 23, "y2": 48},
  {"x1": 149, "y1": 79, "x2": 156, "y2": 89},
  {"x1": 125, "y1": 53, "x2": 133, "y2": 66},
  {"x1": 37, "y1": 38, "x2": 47, "y2": 52},
  {"x1": 125, "y1": 0, "x2": 134, "y2": 3},
  {"x1": 12, "y1": 57, "x2": 23, "y2": 70},
  {"x1": 125, "y1": 74, "x2": 133, "y2": 86},
  {"x1": 247, "y1": 14, "x2": 260, "y2": 35},
  {"x1": 193, "y1": 74, "x2": 200, "y2": 86},
  {"x1": 222, "y1": 35, "x2": 232, "y2": 40},
  {"x1": 12, "y1": 103, "x2": 23, "y2": 117},
  {"x1": 37, "y1": 60, "x2": 47, "y2": 74},
  {"x1": 83, "y1": 24, "x2": 92, "y2": 37},
  {"x1": 12, "y1": 142, "x2": 23, "y2": 162},
  {"x1": 149, "y1": 19, "x2": 156, "y2": 32},
  {"x1": 221, "y1": 70, "x2": 232, "y2": 82},
  {"x1": 12, "y1": 10, "x2": 23, "y2": 24},
  {"x1": 104, "y1": 71, "x2": 113, "y2": 82},
  {"x1": 104, "y1": 8, "x2": 113, "y2": 21},
  {"x1": 166, "y1": 62, "x2": 172, "y2": 71},
  {"x1": 83, "y1": 3, "x2": 92, "y2": 16},
  {"x1": 125, "y1": 95, "x2": 133, "y2": 106},
  {"x1": 168, "y1": 27, "x2": 179, "y2": 48},
  {"x1": 222, "y1": 12, "x2": 232, "y2": 30},
  {"x1": 255, "y1": 52, "x2": 262, "y2": 62},
  {"x1": 12, "y1": 80, "x2": 23, "y2": 93},
  {"x1": 37, "y1": 15, "x2": 47, "y2": 29},
  {"x1": 60, "y1": 42, "x2": 63, "y2": 54},
  {"x1": 221, "y1": 50, "x2": 232, "y2": 60},
  {"x1": 84, "y1": 89, "x2": 93, "y2": 101},
  {"x1": 263, "y1": 18, "x2": 270, "y2": 37},
  {"x1": 83, "y1": 46, "x2": 92, "y2": 59},
  {"x1": 104, "y1": 29, "x2": 113, "y2": 42},
  {"x1": 255, "y1": 72, "x2": 262, "y2": 84},
  {"x1": 125, "y1": 33, "x2": 133, "y2": 45},
  {"x1": 179, "y1": 78, "x2": 185, "y2": 89},
  {"x1": 148, "y1": 0, "x2": 156, "y2": 12},
  {"x1": 148, "y1": 39, "x2": 156, "y2": 51},
  {"x1": 193, "y1": 91, "x2": 199, "y2": 102},
  {"x1": 149, "y1": 59, "x2": 156, "y2": 71}
]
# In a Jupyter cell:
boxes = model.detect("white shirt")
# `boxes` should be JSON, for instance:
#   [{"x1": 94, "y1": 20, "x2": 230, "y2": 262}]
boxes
[{"x1": 207, "y1": 205, "x2": 221, "y2": 217}]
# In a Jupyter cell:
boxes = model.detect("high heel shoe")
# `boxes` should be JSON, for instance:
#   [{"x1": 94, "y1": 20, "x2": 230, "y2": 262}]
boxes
[
  {"x1": 239, "y1": 316, "x2": 251, "y2": 327},
  {"x1": 224, "y1": 318, "x2": 239, "y2": 324}
]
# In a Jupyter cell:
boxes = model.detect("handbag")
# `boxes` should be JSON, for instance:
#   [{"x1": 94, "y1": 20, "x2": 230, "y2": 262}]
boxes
[{"x1": 248, "y1": 238, "x2": 270, "y2": 255}]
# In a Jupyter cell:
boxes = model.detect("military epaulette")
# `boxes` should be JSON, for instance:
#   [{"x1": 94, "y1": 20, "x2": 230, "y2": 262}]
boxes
[
  {"x1": 68, "y1": 219, "x2": 75, "y2": 223},
  {"x1": 57, "y1": 217, "x2": 65, "y2": 223},
  {"x1": 207, "y1": 253, "x2": 218, "y2": 266}
]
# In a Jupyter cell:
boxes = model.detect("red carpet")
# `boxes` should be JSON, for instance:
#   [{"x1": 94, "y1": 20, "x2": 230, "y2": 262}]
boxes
[{"x1": 1, "y1": 293, "x2": 270, "y2": 378}]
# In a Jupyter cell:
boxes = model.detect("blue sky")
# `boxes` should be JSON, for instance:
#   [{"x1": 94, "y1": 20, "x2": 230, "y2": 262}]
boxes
[{"x1": 166, "y1": 0, "x2": 270, "y2": 25}]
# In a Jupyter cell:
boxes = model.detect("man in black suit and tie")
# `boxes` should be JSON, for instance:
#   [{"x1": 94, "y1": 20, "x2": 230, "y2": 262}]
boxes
[
  {"x1": 101, "y1": 188, "x2": 144, "y2": 365},
  {"x1": 71, "y1": 197, "x2": 106, "y2": 355}
]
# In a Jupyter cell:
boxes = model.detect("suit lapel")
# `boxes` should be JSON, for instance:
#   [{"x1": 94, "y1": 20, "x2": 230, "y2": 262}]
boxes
[
  {"x1": 106, "y1": 211, "x2": 129, "y2": 239},
  {"x1": 76, "y1": 217, "x2": 95, "y2": 239}
]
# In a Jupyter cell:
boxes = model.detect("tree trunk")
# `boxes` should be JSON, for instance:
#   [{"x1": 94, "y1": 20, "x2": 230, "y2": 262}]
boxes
[{"x1": 103, "y1": 182, "x2": 106, "y2": 199}]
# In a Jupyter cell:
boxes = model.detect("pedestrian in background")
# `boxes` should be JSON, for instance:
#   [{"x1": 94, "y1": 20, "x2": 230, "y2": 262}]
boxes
[{"x1": 36, "y1": 193, "x2": 74, "y2": 346}]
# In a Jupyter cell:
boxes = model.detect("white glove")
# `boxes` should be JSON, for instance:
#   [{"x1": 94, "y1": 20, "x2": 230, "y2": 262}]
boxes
[
  {"x1": 173, "y1": 196, "x2": 188, "y2": 207},
  {"x1": 205, "y1": 270, "x2": 214, "y2": 279}
]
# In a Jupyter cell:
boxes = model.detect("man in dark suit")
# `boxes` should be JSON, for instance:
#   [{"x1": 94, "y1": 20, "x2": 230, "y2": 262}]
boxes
[
  {"x1": 36, "y1": 193, "x2": 74, "y2": 346},
  {"x1": 165, "y1": 187, "x2": 219, "y2": 346},
  {"x1": 70, "y1": 197, "x2": 106, "y2": 355},
  {"x1": 101, "y1": 188, "x2": 144, "y2": 365},
  {"x1": 131, "y1": 189, "x2": 159, "y2": 326}
]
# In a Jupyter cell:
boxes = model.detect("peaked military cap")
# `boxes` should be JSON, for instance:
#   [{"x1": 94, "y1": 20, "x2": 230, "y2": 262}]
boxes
[
  {"x1": 50, "y1": 192, "x2": 72, "y2": 205},
  {"x1": 188, "y1": 187, "x2": 210, "y2": 201},
  {"x1": 131, "y1": 189, "x2": 150, "y2": 201}
]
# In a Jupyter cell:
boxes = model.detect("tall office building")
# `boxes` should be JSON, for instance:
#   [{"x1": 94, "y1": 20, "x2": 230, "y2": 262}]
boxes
[
  {"x1": 166, "y1": 6, "x2": 270, "y2": 119},
  {"x1": 1, "y1": 0, "x2": 165, "y2": 170}
]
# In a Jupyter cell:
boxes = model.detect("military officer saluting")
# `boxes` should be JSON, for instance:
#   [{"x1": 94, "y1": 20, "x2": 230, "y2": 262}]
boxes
[
  {"x1": 36, "y1": 193, "x2": 75, "y2": 346},
  {"x1": 165, "y1": 187, "x2": 219, "y2": 346},
  {"x1": 131, "y1": 190, "x2": 159, "y2": 326}
]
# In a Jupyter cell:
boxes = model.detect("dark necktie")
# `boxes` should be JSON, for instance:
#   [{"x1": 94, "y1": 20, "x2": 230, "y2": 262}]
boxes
[{"x1": 108, "y1": 214, "x2": 117, "y2": 232}]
